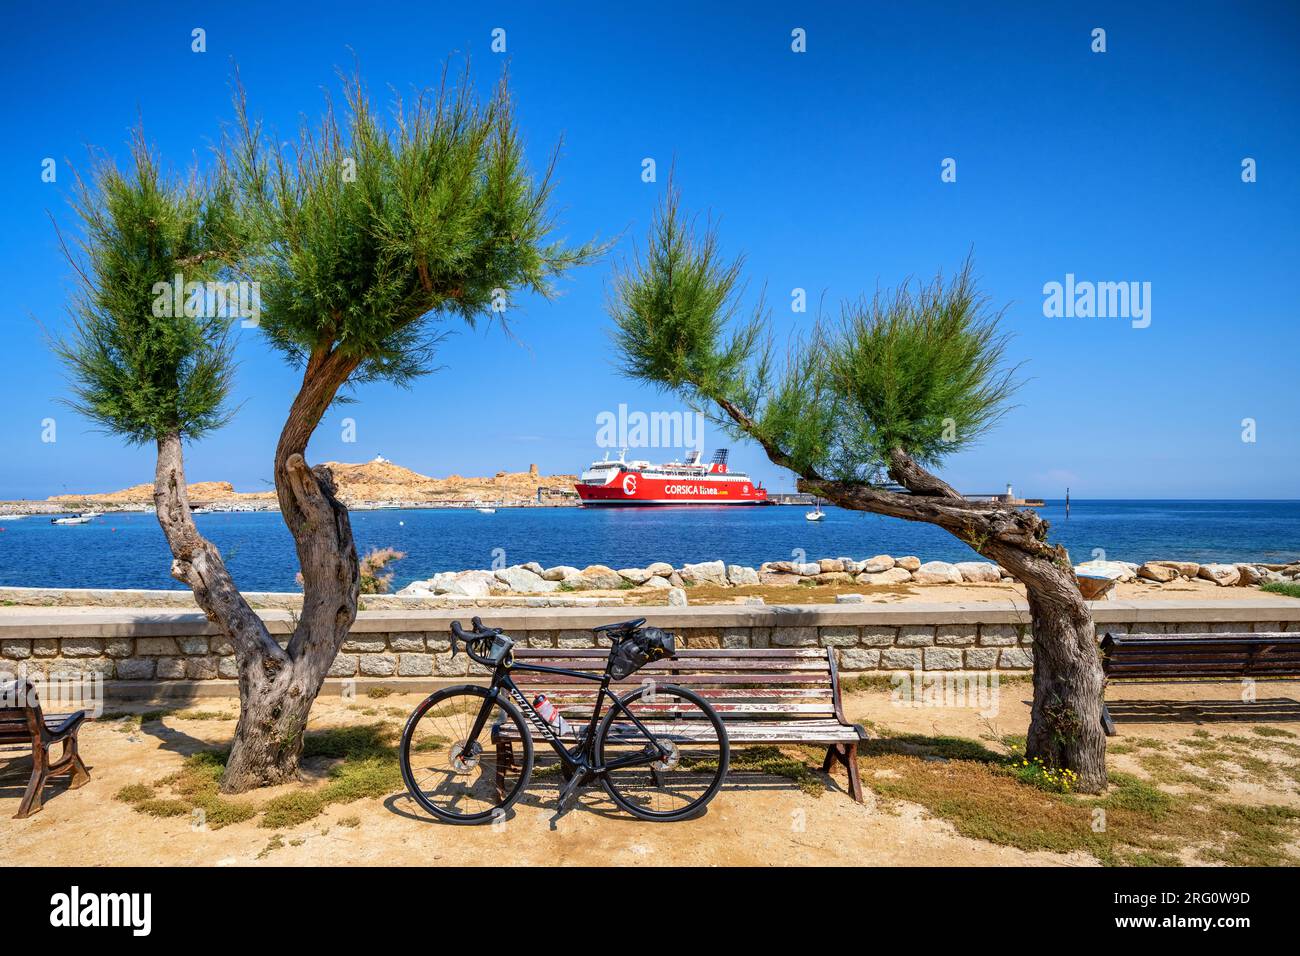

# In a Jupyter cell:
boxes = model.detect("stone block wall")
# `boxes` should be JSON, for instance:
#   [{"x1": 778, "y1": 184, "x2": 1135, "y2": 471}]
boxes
[{"x1": 3, "y1": 600, "x2": 1299, "y2": 692}]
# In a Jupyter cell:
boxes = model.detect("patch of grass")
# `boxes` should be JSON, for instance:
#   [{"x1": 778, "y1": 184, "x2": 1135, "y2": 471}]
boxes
[
  {"x1": 175, "y1": 710, "x2": 235, "y2": 721},
  {"x1": 257, "y1": 835, "x2": 285, "y2": 859},
  {"x1": 723, "y1": 745, "x2": 827, "y2": 796},
  {"x1": 260, "y1": 723, "x2": 402, "y2": 829},
  {"x1": 1260, "y1": 581, "x2": 1300, "y2": 599},
  {"x1": 337, "y1": 815, "x2": 361, "y2": 828},
  {"x1": 366, "y1": 687, "x2": 393, "y2": 699},
  {"x1": 114, "y1": 783, "x2": 155, "y2": 803},
  {"x1": 860, "y1": 726, "x2": 1300, "y2": 867},
  {"x1": 1253, "y1": 726, "x2": 1296, "y2": 739}
]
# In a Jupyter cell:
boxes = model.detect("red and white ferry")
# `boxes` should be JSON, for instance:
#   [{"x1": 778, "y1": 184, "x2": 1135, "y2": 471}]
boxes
[{"x1": 575, "y1": 449, "x2": 768, "y2": 506}]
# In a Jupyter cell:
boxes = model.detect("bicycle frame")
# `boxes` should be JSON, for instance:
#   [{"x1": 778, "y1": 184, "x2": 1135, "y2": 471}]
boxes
[{"x1": 462, "y1": 644, "x2": 672, "y2": 777}]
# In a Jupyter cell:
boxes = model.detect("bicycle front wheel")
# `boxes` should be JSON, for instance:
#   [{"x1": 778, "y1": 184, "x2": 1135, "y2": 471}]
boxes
[
  {"x1": 596, "y1": 683, "x2": 729, "y2": 821},
  {"x1": 400, "y1": 685, "x2": 533, "y2": 825}
]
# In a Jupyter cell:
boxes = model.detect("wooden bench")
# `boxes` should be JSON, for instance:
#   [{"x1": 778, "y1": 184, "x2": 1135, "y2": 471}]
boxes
[
  {"x1": 0, "y1": 679, "x2": 91, "y2": 817},
  {"x1": 1100, "y1": 632, "x2": 1300, "y2": 735},
  {"x1": 494, "y1": 647, "x2": 868, "y2": 801}
]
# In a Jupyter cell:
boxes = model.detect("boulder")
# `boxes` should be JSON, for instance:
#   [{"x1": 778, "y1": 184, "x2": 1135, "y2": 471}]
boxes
[
  {"x1": 563, "y1": 565, "x2": 624, "y2": 590},
  {"x1": 436, "y1": 569, "x2": 496, "y2": 598},
  {"x1": 836, "y1": 594, "x2": 867, "y2": 604},
  {"x1": 1138, "y1": 562, "x2": 1178, "y2": 584},
  {"x1": 1153, "y1": 560, "x2": 1200, "y2": 578},
  {"x1": 818, "y1": 558, "x2": 845, "y2": 573},
  {"x1": 759, "y1": 572, "x2": 804, "y2": 587},
  {"x1": 679, "y1": 560, "x2": 729, "y2": 587},
  {"x1": 814, "y1": 572, "x2": 855, "y2": 585},
  {"x1": 1074, "y1": 560, "x2": 1136, "y2": 583},
  {"x1": 1234, "y1": 564, "x2": 1264, "y2": 586},
  {"x1": 495, "y1": 565, "x2": 558, "y2": 593},
  {"x1": 955, "y1": 561, "x2": 1001, "y2": 583},
  {"x1": 836, "y1": 557, "x2": 862, "y2": 574},
  {"x1": 1198, "y1": 564, "x2": 1241, "y2": 587},
  {"x1": 860, "y1": 555, "x2": 895, "y2": 574},
  {"x1": 911, "y1": 561, "x2": 963, "y2": 585},
  {"x1": 522, "y1": 562, "x2": 545, "y2": 575},
  {"x1": 646, "y1": 562, "x2": 674, "y2": 577},
  {"x1": 797, "y1": 562, "x2": 822, "y2": 577},
  {"x1": 726, "y1": 564, "x2": 760, "y2": 586},
  {"x1": 667, "y1": 587, "x2": 689, "y2": 607},
  {"x1": 857, "y1": 567, "x2": 912, "y2": 585},
  {"x1": 760, "y1": 561, "x2": 795, "y2": 573},
  {"x1": 895, "y1": 556, "x2": 922, "y2": 572},
  {"x1": 1075, "y1": 575, "x2": 1118, "y2": 601},
  {"x1": 641, "y1": 575, "x2": 672, "y2": 589},
  {"x1": 617, "y1": 568, "x2": 653, "y2": 585},
  {"x1": 542, "y1": 565, "x2": 579, "y2": 581}
]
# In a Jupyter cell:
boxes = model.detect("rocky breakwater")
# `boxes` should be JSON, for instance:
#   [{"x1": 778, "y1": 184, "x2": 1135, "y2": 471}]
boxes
[
  {"x1": 397, "y1": 554, "x2": 1015, "y2": 603},
  {"x1": 396, "y1": 553, "x2": 1300, "y2": 604},
  {"x1": 1073, "y1": 558, "x2": 1299, "y2": 599}
]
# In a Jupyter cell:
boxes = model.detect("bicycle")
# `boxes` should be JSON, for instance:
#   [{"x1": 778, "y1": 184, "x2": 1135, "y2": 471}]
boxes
[{"x1": 399, "y1": 616, "x2": 730, "y2": 824}]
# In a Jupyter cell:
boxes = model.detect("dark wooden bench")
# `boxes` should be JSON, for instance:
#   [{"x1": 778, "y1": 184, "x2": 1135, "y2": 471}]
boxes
[
  {"x1": 0, "y1": 679, "x2": 91, "y2": 817},
  {"x1": 494, "y1": 647, "x2": 869, "y2": 801},
  {"x1": 1100, "y1": 632, "x2": 1300, "y2": 735}
]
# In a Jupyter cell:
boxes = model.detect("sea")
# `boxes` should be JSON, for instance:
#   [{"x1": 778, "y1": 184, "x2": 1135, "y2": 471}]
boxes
[{"x1": 0, "y1": 500, "x2": 1297, "y2": 593}]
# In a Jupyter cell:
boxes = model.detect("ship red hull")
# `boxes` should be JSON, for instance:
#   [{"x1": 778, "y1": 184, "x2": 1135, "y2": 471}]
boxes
[{"x1": 575, "y1": 470, "x2": 767, "y2": 506}]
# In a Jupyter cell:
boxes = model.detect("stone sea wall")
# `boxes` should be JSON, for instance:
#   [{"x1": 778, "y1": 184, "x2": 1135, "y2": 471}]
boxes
[{"x1": 3, "y1": 601, "x2": 1298, "y2": 695}]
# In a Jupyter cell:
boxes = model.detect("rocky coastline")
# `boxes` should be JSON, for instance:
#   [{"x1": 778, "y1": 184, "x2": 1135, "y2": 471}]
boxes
[{"x1": 397, "y1": 555, "x2": 1300, "y2": 603}]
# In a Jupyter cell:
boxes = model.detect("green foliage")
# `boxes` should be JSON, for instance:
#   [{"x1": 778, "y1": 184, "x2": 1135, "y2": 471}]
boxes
[
  {"x1": 52, "y1": 128, "x2": 243, "y2": 444},
  {"x1": 226, "y1": 64, "x2": 600, "y2": 387},
  {"x1": 358, "y1": 546, "x2": 405, "y2": 594},
  {"x1": 609, "y1": 186, "x2": 1020, "y2": 481},
  {"x1": 829, "y1": 270, "x2": 1018, "y2": 470},
  {"x1": 1261, "y1": 581, "x2": 1300, "y2": 599}
]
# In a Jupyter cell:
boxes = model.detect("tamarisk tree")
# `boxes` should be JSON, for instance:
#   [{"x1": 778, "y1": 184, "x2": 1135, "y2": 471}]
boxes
[
  {"x1": 608, "y1": 189, "x2": 1107, "y2": 791},
  {"x1": 56, "y1": 67, "x2": 596, "y2": 791}
]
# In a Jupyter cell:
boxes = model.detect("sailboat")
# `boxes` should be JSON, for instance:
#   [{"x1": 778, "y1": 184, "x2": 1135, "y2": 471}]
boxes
[{"x1": 805, "y1": 499, "x2": 825, "y2": 521}]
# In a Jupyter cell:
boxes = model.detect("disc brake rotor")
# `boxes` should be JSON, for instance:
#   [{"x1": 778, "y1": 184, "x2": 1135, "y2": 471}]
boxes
[
  {"x1": 651, "y1": 739, "x2": 680, "y2": 771},
  {"x1": 448, "y1": 740, "x2": 482, "y2": 773}
]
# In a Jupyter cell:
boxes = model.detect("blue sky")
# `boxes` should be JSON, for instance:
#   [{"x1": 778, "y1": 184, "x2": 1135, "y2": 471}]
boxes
[{"x1": 1, "y1": 2, "x2": 1297, "y2": 500}]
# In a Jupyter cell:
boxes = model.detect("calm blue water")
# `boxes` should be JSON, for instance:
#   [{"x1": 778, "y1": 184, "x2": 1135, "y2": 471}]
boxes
[{"x1": 0, "y1": 501, "x2": 1296, "y2": 592}]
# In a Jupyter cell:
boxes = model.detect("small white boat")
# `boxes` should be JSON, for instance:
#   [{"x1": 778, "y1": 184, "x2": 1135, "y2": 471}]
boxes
[
  {"x1": 51, "y1": 514, "x2": 93, "y2": 525},
  {"x1": 81, "y1": 511, "x2": 103, "y2": 519},
  {"x1": 192, "y1": 507, "x2": 212, "y2": 515},
  {"x1": 476, "y1": 506, "x2": 496, "y2": 514},
  {"x1": 0, "y1": 514, "x2": 28, "y2": 521},
  {"x1": 805, "y1": 499, "x2": 825, "y2": 521}
]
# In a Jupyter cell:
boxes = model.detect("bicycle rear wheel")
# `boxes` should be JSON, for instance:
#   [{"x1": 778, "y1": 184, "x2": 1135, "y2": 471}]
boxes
[
  {"x1": 596, "y1": 683, "x2": 729, "y2": 821},
  {"x1": 400, "y1": 685, "x2": 533, "y2": 824}
]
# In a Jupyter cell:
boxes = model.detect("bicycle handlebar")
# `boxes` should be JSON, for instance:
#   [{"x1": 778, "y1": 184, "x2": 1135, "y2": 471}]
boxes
[{"x1": 450, "y1": 618, "x2": 510, "y2": 668}]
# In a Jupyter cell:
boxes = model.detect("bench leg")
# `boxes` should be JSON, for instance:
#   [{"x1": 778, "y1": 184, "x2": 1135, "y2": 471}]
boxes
[
  {"x1": 58, "y1": 736, "x2": 91, "y2": 789},
  {"x1": 844, "y1": 743, "x2": 864, "y2": 803},
  {"x1": 820, "y1": 744, "x2": 864, "y2": 803},
  {"x1": 1101, "y1": 702, "x2": 1117, "y2": 737},
  {"x1": 821, "y1": 745, "x2": 839, "y2": 772},
  {"x1": 15, "y1": 745, "x2": 49, "y2": 819},
  {"x1": 495, "y1": 740, "x2": 512, "y2": 803}
]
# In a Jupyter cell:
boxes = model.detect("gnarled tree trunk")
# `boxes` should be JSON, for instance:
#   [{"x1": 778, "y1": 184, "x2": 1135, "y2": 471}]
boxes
[
  {"x1": 793, "y1": 448, "x2": 1107, "y2": 792},
  {"x1": 152, "y1": 345, "x2": 363, "y2": 793}
]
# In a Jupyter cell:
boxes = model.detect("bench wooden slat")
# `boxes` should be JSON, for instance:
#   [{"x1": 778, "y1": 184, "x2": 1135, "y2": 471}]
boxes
[
  {"x1": 1099, "y1": 631, "x2": 1300, "y2": 737},
  {"x1": 489, "y1": 644, "x2": 869, "y2": 800}
]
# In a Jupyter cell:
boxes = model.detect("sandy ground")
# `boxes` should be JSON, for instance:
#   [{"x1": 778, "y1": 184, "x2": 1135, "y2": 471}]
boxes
[{"x1": 7, "y1": 679, "x2": 1300, "y2": 867}]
